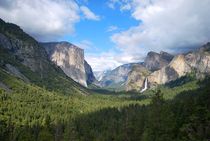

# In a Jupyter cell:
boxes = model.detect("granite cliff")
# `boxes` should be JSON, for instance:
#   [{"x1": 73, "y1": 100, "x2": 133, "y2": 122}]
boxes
[
  {"x1": 125, "y1": 64, "x2": 150, "y2": 91},
  {"x1": 144, "y1": 51, "x2": 174, "y2": 71},
  {"x1": 148, "y1": 43, "x2": 210, "y2": 86},
  {"x1": 125, "y1": 51, "x2": 173, "y2": 92},
  {"x1": 126, "y1": 43, "x2": 210, "y2": 92},
  {"x1": 41, "y1": 42, "x2": 96, "y2": 87}
]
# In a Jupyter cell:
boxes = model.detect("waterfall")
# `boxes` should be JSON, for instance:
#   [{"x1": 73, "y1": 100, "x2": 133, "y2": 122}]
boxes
[{"x1": 140, "y1": 77, "x2": 148, "y2": 93}]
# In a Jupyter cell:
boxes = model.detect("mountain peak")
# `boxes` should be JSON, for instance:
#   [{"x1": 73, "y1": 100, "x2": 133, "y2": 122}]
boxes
[{"x1": 144, "y1": 51, "x2": 173, "y2": 71}]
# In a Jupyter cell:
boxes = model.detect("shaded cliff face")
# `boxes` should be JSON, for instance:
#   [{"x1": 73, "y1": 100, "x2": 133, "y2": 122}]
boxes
[
  {"x1": 144, "y1": 51, "x2": 174, "y2": 71},
  {"x1": 84, "y1": 60, "x2": 98, "y2": 85},
  {"x1": 0, "y1": 31, "x2": 48, "y2": 73},
  {"x1": 126, "y1": 64, "x2": 150, "y2": 92},
  {"x1": 41, "y1": 42, "x2": 87, "y2": 87},
  {"x1": 0, "y1": 19, "x2": 53, "y2": 77}
]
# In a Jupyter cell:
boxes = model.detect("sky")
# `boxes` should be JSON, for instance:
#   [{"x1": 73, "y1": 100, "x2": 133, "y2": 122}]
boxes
[{"x1": 0, "y1": 0, "x2": 210, "y2": 72}]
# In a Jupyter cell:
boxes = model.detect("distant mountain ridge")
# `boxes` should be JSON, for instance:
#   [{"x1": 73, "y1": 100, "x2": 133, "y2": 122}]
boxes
[
  {"x1": 97, "y1": 63, "x2": 141, "y2": 90},
  {"x1": 94, "y1": 70, "x2": 112, "y2": 81},
  {"x1": 99, "y1": 44, "x2": 210, "y2": 92}
]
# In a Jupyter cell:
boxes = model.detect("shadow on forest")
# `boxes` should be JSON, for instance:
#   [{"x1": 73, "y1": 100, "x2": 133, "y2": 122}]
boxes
[
  {"x1": 1, "y1": 78, "x2": 210, "y2": 141},
  {"x1": 70, "y1": 78, "x2": 210, "y2": 141}
]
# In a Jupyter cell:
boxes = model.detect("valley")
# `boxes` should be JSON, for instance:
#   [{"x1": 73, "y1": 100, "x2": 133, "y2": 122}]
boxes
[{"x1": 0, "y1": 3, "x2": 210, "y2": 140}]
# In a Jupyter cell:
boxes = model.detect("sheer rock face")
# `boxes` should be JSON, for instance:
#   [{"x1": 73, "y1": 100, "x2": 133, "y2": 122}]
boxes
[
  {"x1": 125, "y1": 64, "x2": 150, "y2": 92},
  {"x1": 42, "y1": 42, "x2": 87, "y2": 87},
  {"x1": 148, "y1": 43, "x2": 210, "y2": 86},
  {"x1": 125, "y1": 51, "x2": 173, "y2": 91},
  {"x1": 84, "y1": 60, "x2": 98, "y2": 85},
  {"x1": 144, "y1": 51, "x2": 174, "y2": 71},
  {"x1": 185, "y1": 43, "x2": 210, "y2": 75},
  {"x1": 148, "y1": 55, "x2": 191, "y2": 85}
]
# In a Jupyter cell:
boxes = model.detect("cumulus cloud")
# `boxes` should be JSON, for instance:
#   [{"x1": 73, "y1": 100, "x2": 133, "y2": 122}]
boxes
[
  {"x1": 85, "y1": 50, "x2": 143, "y2": 72},
  {"x1": 85, "y1": 51, "x2": 122, "y2": 72},
  {"x1": 92, "y1": 0, "x2": 210, "y2": 71},
  {"x1": 0, "y1": 0, "x2": 81, "y2": 41},
  {"x1": 111, "y1": 0, "x2": 210, "y2": 54},
  {"x1": 0, "y1": 0, "x2": 100, "y2": 41},
  {"x1": 80, "y1": 6, "x2": 100, "y2": 21}
]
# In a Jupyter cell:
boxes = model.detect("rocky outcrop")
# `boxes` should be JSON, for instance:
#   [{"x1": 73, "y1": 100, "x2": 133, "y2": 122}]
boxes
[
  {"x1": 148, "y1": 55, "x2": 191, "y2": 85},
  {"x1": 185, "y1": 43, "x2": 210, "y2": 75},
  {"x1": 41, "y1": 42, "x2": 87, "y2": 87},
  {"x1": 144, "y1": 51, "x2": 174, "y2": 71},
  {"x1": 126, "y1": 44, "x2": 210, "y2": 92},
  {"x1": 125, "y1": 51, "x2": 173, "y2": 91},
  {"x1": 126, "y1": 64, "x2": 150, "y2": 91},
  {"x1": 148, "y1": 43, "x2": 210, "y2": 86},
  {"x1": 0, "y1": 19, "x2": 51, "y2": 75}
]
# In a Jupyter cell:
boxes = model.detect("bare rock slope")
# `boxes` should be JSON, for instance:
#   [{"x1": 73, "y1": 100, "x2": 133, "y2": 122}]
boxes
[{"x1": 42, "y1": 42, "x2": 96, "y2": 87}]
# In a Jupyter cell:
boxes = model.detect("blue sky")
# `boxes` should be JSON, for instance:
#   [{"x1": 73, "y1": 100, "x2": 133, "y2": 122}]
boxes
[
  {"x1": 64, "y1": 0, "x2": 138, "y2": 54},
  {"x1": 1, "y1": 0, "x2": 210, "y2": 71}
]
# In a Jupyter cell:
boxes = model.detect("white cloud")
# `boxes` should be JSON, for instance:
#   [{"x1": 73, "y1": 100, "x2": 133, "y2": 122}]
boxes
[
  {"x1": 0, "y1": 0, "x2": 81, "y2": 41},
  {"x1": 85, "y1": 50, "x2": 142, "y2": 72},
  {"x1": 111, "y1": 0, "x2": 210, "y2": 55},
  {"x1": 80, "y1": 6, "x2": 100, "y2": 21},
  {"x1": 94, "y1": 0, "x2": 210, "y2": 72},
  {"x1": 0, "y1": 0, "x2": 100, "y2": 41},
  {"x1": 107, "y1": 25, "x2": 118, "y2": 32},
  {"x1": 85, "y1": 51, "x2": 122, "y2": 72}
]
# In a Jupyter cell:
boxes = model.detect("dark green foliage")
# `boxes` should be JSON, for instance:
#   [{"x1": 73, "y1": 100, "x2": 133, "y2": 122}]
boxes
[
  {"x1": 1, "y1": 68, "x2": 210, "y2": 141},
  {"x1": 165, "y1": 72, "x2": 196, "y2": 88}
]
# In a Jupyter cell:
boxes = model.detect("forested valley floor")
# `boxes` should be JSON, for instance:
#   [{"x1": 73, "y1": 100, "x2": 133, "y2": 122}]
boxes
[{"x1": 1, "y1": 67, "x2": 210, "y2": 141}]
